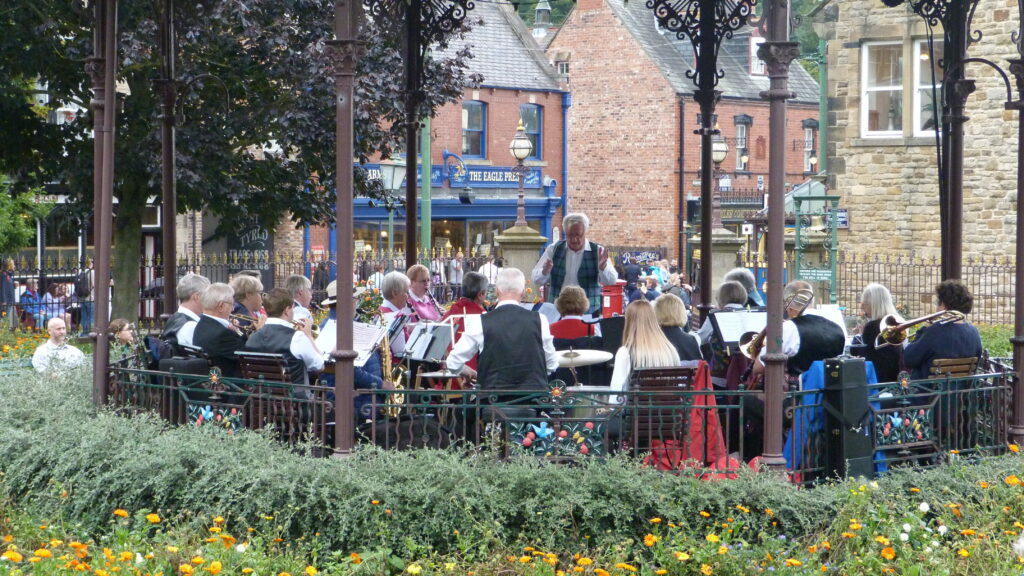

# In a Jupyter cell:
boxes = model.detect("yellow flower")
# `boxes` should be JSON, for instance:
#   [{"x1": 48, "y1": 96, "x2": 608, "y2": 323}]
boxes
[
  {"x1": 207, "y1": 561, "x2": 223, "y2": 575},
  {"x1": 191, "y1": 556, "x2": 205, "y2": 565},
  {"x1": 577, "y1": 558, "x2": 593, "y2": 566},
  {"x1": 242, "y1": 570, "x2": 253, "y2": 575},
  {"x1": 213, "y1": 516, "x2": 225, "y2": 524},
  {"x1": 874, "y1": 536, "x2": 890, "y2": 545},
  {"x1": 34, "y1": 549, "x2": 53, "y2": 558},
  {"x1": 910, "y1": 487, "x2": 921, "y2": 493},
  {"x1": 305, "y1": 567, "x2": 317, "y2": 576},
  {"x1": 699, "y1": 511, "x2": 710, "y2": 518},
  {"x1": 113, "y1": 509, "x2": 130, "y2": 518},
  {"x1": 644, "y1": 534, "x2": 660, "y2": 547},
  {"x1": 119, "y1": 550, "x2": 134, "y2": 561},
  {"x1": 705, "y1": 533, "x2": 720, "y2": 542},
  {"x1": 407, "y1": 564, "x2": 423, "y2": 575},
  {"x1": 351, "y1": 553, "x2": 362, "y2": 564},
  {"x1": 208, "y1": 527, "x2": 221, "y2": 534},
  {"x1": 1010, "y1": 443, "x2": 1020, "y2": 453},
  {"x1": 957, "y1": 549, "x2": 971, "y2": 558},
  {"x1": 881, "y1": 547, "x2": 896, "y2": 560},
  {"x1": 700, "y1": 564, "x2": 713, "y2": 576},
  {"x1": 718, "y1": 546, "x2": 728, "y2": 555},
  {"x1": 655, "y1": 571, "x2": 667, "y2": 575},
  {"x1": 146, "y1": 513, "x2": 162, "y2": 524},
  {"x1": 595, "y1": 569, "x2": 610, "y2": 576},
  {"x1": 849, "y1": 522, "x2": 862, "y2": 531},
  {"x1": 1007, "y1": 475, "x2": 1022, "y2": 486},
  {"x1": 735, "y1": 505, "x2": 750, "y2": 513},
  {"x1": 166, "y1": 546, "x2": 180, "y2": 553},
  {"x1": 841, "y1": 532, "x2": 856, "y2": 539},
  {"x1": 764, "y1": 508, "x2": 774, "y2": 517},
  {"x1": 96, "y1": 570, "x2": 110, "y2": 576},
  {"x1": 784, "y1": 559, "x2": 803, "y2": 567},
  {"x1": 371, "y1": 500, "x2": 380, "y2": 505},
  {"x1": 674, "y1": 551, "x2": 690, "y2": 562},
  {"x1": 649, "y1": 517, "x2": 662, "y2": 524},
  {"x1": 179, "y1": 565, "x2": 194, "y2": 575},
  {"x1": 979, "y1": 481, "x2": 990, "y2": 489},
  {"x1": 2, "y1": 550, "x2": 24, "y2": 562},
  {"x1": 960, "y1": 529, "x2": 976, "y2": 536},
  {"x1": 220, "y1": 535, "x2": 236, "y2": 549},
  {"x1": 615, "y1": 563, "x2": 637, "y2": 572}
]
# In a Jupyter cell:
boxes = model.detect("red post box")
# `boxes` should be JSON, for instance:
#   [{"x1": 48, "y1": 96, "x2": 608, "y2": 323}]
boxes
[{"x1": 601, "y1": 280, "x2": 627, "y2": 318}]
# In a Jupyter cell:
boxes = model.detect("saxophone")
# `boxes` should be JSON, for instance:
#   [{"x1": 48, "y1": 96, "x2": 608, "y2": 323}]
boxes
[{"x1": 378, "y1": 314, "x2": 406, "y2": 417}]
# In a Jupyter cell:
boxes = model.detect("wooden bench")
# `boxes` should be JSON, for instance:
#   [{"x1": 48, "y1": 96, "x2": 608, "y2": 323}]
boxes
[
  {"x1": 235, "y1": 350, "x2": 315, "y2": 443},
  {"x1": 928, "y1": 357, "x2": 978, "y2": 379}
]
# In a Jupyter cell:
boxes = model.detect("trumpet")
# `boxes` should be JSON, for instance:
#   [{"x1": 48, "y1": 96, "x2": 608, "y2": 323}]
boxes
[
  {"x1": 739, "y1": 287, "x2": 815, "y2": 360},
  {"x1": 875, "y1": 309, "x2": 965, "y2": 349},
  {"x1": 229, "y1": 313, "x2": 261, "y2": 335}
]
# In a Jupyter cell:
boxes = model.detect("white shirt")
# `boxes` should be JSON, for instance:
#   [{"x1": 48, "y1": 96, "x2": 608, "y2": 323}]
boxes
[
  {"x1": 293, "y1": 302, "x2": 312, "y2": 323},
  {"x1": 265, "y1": 318, "x2": 324, "y2": 375},
  {"x1": 531, "y1": 240, "x2": 619, "y2": 291},
  {"x1": 175, "y1": 306, "x2": 201, "y2": 322},
  {"x1": 32, "y1": 340, "x2": 86, "y2": 374},
  {"x1": 178, "y1": 320, "x2": 197, "y2": 347},
  {"x1": 477, "y1": 262, "x2": 498, "y2": 284},
  {"x1": 758, "y1": 310, "x2": 846, "y2": 360},
  {"x1": 608, "y1": 346, "x2": 681, "y2": 403},
  {"x1": 367, "y1": 272, "x2": 385, "y2": 288},
  {"x1": 446, "y1": 300, "x2": 559, "y2": 375}
]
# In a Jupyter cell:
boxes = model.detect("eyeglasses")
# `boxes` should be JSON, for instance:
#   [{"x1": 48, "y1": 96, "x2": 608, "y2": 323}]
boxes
[{"x1": 414, "y1": 278, "x2": 430, "y2": 284}]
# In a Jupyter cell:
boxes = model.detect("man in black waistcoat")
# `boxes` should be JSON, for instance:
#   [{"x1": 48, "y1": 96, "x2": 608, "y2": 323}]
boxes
[
  {"x1": 192, "y1": 282, "x2": 250, "y2": 379},
  {"x1": 161, "y1": 273, "x2": 210, "y2": 351},
  {"x1": 446, "y1": 267, "x2": 559, "y2": 400},
  {"x1": 244, "y1": 288, "x2": 323, "y2": 388}
]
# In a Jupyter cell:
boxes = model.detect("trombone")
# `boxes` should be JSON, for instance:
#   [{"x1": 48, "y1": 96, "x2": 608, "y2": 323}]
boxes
[
  {"x1": 875, "y1": 309, "x2": 965, "y2": 349},
  {"x1": 738, "y1": 287, "x2": 815, "y2": 360}
]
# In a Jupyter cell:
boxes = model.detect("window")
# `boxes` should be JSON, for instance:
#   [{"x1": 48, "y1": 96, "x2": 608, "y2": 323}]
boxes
[
  {"x1": 461, "y1": 101, "x2": 486, "y2": 158},
  {"x1": 861, "y1": 42, "x2": 903, "y2": 137},
  {"x1": 803, "y1": 128, "x2": 816, "y2": 172},
  {"x1": 914, "y1": 38, "x2": 944, "y2": 136},
  {"x1": 750, "y1": 36, "x2": 766, "y2": 76},
  {"x1": 734, "y1": 114, "x2": 752, "y2": 171},
  {"x1": 520, "y1": 104, "x2": 542, "y2": 160},
  {"x1": 556, "y1": 61, "x2": 569, "y2": 76}
]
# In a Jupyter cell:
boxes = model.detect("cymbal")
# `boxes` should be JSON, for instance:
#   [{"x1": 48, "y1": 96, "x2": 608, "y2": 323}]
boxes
[
  {"x1": 557, "y1": 349, "x2": 613, "y2": 368},
  {"x1": 419, "y1": 370, "x2": 463, "y2": 379}
]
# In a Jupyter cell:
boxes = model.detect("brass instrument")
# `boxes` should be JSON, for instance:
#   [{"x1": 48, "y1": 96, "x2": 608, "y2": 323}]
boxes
[
  {"x1": 739, "y1": 287, "x2": 815, "y2": 360},
  {"x1": 229, "y1": 313, "x2": 260, "y2": 335},
  {"x1": 875, "y1": 309, "x2": 965, "y2": 349},
  {"x1": 378, "y1": 314, "x2": 406, "y2": 417}
]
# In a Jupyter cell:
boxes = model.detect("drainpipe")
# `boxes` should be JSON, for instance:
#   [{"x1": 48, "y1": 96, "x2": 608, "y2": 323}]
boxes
[
  {"x1": 678, "y1": 97, "x2": 686, "y2": 267},
  {"x1": 561, "y1": 92, "x2": 571, "y2": 216},
  {"x1": 818, "y1": 37, "x2": 827, "y2": 173},
  {"x1": 303, "y1": 225, "x2": 311, "y2": 278},
  {"x1": 420, "y1": 114, "x2": 432, "y2": 260}
]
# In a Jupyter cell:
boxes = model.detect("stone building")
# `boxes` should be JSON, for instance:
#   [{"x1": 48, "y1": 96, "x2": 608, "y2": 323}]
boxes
[
  {"x1": 824, "y1": 0, "x2": 1020, "y2": 258},
  {"x1": 545, "y1": 0, "x2": 820, "y2": 262}
]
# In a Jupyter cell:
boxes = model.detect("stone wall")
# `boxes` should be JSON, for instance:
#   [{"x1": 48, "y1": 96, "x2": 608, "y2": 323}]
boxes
[{"x1": 828, "y1": 0, "x2": 1020, "y2": 259}]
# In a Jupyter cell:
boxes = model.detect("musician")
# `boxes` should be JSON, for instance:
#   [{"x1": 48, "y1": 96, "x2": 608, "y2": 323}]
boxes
[
  {"x1": 609, "y1": 300, "x2": 680, "y2": 398},
  {"x1": 751, "y1": 281, "x2": 845, "y2": 380},
  {"x1": 696, "y1": 281, "x2": 748, "y2": 346},
  {"x1": 161, "y1": 273, "x2": 209, "y2": 350},
  {"x1": 851, "y1": 283, "x2": 904, "y2": 382},
  {"x1": 532, "y1": 212, "x2": 618, "y2": 313},
  {"x1": 379, "y1": 271, "x2": 411, "y2": 316},
  {"x1": 446, "y1": 267, "x2": 558, "y2": 396},
  {"x1": 243, "y1": 288, "x2": 322, "y2": 386},
  {"x1": 191, "y1": 283, "x2": 249, "y2": 378},
  {"x1": 550, "y1": 286, "x2": 595, "y2": 339},
  {"x1": 724, "y1": 267, "x2": 764, "y2": 308},
  {"x1": 229, "y1": 274, "x2": 264, "y2": 332},
  {"x1": 284, "y1": 274, "x2": 314, "y2": 324},
  {"x1": 407, "y1": 264, "x2": 444, "y2": 322},
  {"x1": 442, "y1": 271, "x2": 488, "y2": 351},
  {"x1": 904, "y1": 280, "x2": 983, "y2": 380},
  {"x1": 654, "y1": 293, "x2": 701, "y2": 361}
]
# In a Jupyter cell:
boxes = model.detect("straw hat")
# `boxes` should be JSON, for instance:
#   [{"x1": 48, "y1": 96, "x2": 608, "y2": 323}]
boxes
[{"x1": 321, "y1": 281, "x2": 366, "y2": 307}]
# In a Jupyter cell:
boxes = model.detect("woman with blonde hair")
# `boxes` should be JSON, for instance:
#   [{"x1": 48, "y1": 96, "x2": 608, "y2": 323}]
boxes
[
  {"x1": 406, "y1": 264, "x2": 444, "y2": 321},
  {"x1": 852, "y1": 283, "x2": 904, "y2": 382},
  {"x1": 654, "y1": 293, "x2": 702, "y2": 361},
  {"x1": 609, "y1": 300, "x2": 680, "y2": 396}
]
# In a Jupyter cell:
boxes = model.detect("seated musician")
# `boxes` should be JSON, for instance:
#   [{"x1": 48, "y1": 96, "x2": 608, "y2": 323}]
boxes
[
  {"x1": 284, "y1": 274, "x2": 314, "y2": 324},
  {"x1": 550, "y1": 286, "x2": 596, "y2": 339},
  {"x1": 191, "y1": 283, "x2": 253, "y2": 378},
  {"x1": 244, "y1": 288, "x2": 322, "y2": 386},
  {"x1": 440, "y1": 271, "x2": 488, "y2": 373},
  {"x1": 654, "y1": 293, "x2": 701, "y2": 361},
  {"x1": 407, "y1": 264, "x2": 444, "y2": 322},
  {"x1": 229, "y1": 274, "x2": 264, "y2": 332},
  {"x1": 751, "y1": 281, "x2": 846, "y2": 382},
  {"x1": 904, "y1": 280, "x2": 983, "y2": 380},
  {"x1": 609, "y1": 299, "x2": 680, "y2": 400},
  {"x1": 724, "y1": 267, "x2": 764, "y2": 308},
  {"x1": 851, "y1": 283, "x2": 905, "y2": 383},
  {"x1": 445, "y1": 267, "x2": 559, "y2": 402},
  {"x1": 379, "y1": 271, "x2": 411, "y2": 316},
  {"x1": 696, "y1": 281, "x2": 748, "y2": 346},
  {"x1": 161, "y1": 273, "x2": 209, "y2": 351}
]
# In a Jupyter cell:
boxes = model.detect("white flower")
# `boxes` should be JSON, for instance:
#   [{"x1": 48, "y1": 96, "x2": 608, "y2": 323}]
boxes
[
  {"x1": 135, "y1": 553, "x2": 145, "y2": 565},
  {"x1": 1012, "y1": 531, "x2": 1024, "y2": 557},
  {"x1": 869, "y1": 481, "x2": 880, "y2": 490},
  {"x1": 899, "y1": 533, "x2": 910, "y2": 542},
  {"x1": 923, "y1": 547, "x2": 932, "y2": 554},
  {"x1": 937, "y1": 525, "x2": 948, "y2": 536},
  {"x1": 918, "y1": 502, "x2": 930, "y2": 513},
  {"x1": 931, "y1": 540, "x2": 941, "y2": 548},
  {"x1": 902, "y1": 523, "x2": 913, "y2": 533},
  {"x1": 235, "y1": 544, "x2": 248, "y2": 553}
]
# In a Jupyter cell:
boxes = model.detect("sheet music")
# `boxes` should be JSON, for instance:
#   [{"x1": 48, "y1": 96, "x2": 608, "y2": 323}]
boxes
[
  {"x1": 316, "y1": 320, "x2": 387, "y2": 367},
  {"x1": 710, "y1": 310, "x2": 767, "y2": 344}
]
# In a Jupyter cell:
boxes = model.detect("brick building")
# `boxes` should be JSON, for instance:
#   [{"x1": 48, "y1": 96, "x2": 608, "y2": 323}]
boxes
[
  {"x1": 824, "y1": 0, "x2": 1019, "y2": 259},
  {"x1": 545, "y1": 0, "x2": 820, "y2": 262}
]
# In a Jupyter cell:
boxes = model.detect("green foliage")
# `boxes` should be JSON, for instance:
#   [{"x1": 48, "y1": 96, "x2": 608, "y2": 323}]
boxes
[
  {"x1": 978, "y1": 324, "x2": 1014, "y2": 359},
  {"x1": 0, "y1": 180, "x2": 48, "y2": 255}
]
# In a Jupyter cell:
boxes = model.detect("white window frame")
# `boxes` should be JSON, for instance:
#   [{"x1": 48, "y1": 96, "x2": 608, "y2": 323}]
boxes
[
  {"x1": 860, "y1": 41, "x2": 904, "y2": 138},
  {"x1": 913, "y1": 38, "x2": 943, "y2": 137},
  {"x1": 803, "y1": 127, "x2": 815, "y2": 172},
  {"x1": 750, "y1": 37, "x2": 766, "y2": 76},
  {"x1": 736, "y1": 124, "x2": 749, "y2": 171}
]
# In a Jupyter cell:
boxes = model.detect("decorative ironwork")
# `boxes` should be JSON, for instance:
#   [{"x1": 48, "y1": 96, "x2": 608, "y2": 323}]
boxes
[
  {"x1": 365, "y1": 0, "x2": 475, "y2": 46},
  {"x1": 646, "y1": 0, "x2": 757, "y2": 89},
  {"x1": 878, "y1": 0, "x2": 981, "y2": 46}
]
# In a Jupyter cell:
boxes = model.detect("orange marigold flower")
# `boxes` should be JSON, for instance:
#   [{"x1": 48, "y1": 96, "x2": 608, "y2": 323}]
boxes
[
  {"x1": 784, "y1": 559, "x2": 803, "y2": 567},
  {"x1": 1010, "y1": 443, "x2": 1020, "y2": 453},
  {"x1": 213, "y1": 516, "x2": 225, "y2": 524},
  {"x1": 705, "y1": 534, "x2": 720, "y2": 543},
  {"x1": 1008, "y1": 476, "x2": 1022, "y2": 486},
  {"x1": 577, "y1": 558, "x2": 593, "y2": 566},
  {"x1": 179, "y1": 565, "x2": 194, "y2": 575},
  {"x1": 350, "y1": 553, "x2": 362, "y2": 564},
  {"x1": 980, "y1": 481, "x2": 990, "y2": 489},
  {"x1": 615, "y1": 563, "x2": 637, "y2": 572},
  {"x1": 674, "y1": 552, "x2": 690, "y2": 561},
  {"x1": 655, "y1": 571, "x2": 667, "y2": 575},
  {"x1": 700, "y1": 564, "x2": 713, "y2": 576},
  {"x1": 644, "y1": 534, "x2": 660, "y2": 547},
  {"x1": 699, "y1": 511, "x2": 710, "y2": 518},
  {"x1": 34, "y1": 549, "x2": 53, "y2": 558},
  {"x1": 113, "y1": 509, "x2": 129, "y2": 518},
  {"x1": 841, "y1": 532, "x2": 856, "y2": 539},
  {"x1": 874, "y1": 536, "x2": 890, "y2": 545},
  {"x1": 146, "y1": 513, "x2": 161, "y2": 524},
  {"x1": 881, "y1": 548, "x2": 896, "y2": 561},
  {"x1": 119, "y1": 551, "x2": 133, "y2": 561},
  {"x1": 649, "y1": 517, "x2": 662, "y2": 524},
  {"x1": 2, "y1": 550, "x2": 24, "y2": 563},
  {"x1": 910, "y1": 487, "x2": 921, "y2": 493},
  {"x1": 594, "y1": 569, "x2": 610, "y2": 576},
  {"x1": 960, "y1": 529, "x2": 977, "y2": 536},
  {"x1": 220, "y1": 535, "x2": 236, "y2": 549},
  {"x1": 207, "y1": 561, "x2": 223, "y2": 575}
]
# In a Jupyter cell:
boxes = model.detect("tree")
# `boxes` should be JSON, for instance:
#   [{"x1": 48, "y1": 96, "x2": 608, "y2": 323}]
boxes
[
  {"x1": 0, "y1": 179, "x2": 49, "y2": 255},
  {"x1": 0, "y1": 0, "x2": 480, "y2": 320}
]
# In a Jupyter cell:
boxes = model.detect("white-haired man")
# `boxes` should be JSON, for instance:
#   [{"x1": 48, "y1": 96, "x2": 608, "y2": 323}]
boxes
[
  {"x1": 191, "y1": 282, "x2": 250, "y2": 378},
  {"x1": 32, "y1": 317, "x2": 85, "y2": 374},
  {"x1": 447, "y1": 268, "x2": 558, "y2": 396},
  {"x1": 532, "y1": 212, "x2": 618, "y2": 314},
  {"x1": 161, "y1": 273, "x2": 210, "y2": 350}
]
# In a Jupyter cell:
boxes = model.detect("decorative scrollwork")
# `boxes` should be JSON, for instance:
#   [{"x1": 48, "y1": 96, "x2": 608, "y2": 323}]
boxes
[
  {"x1": 645, "y1": 0, "x2": 757, "y2": 90},
  {"x1": 878, "y1": 0, "x2": 982, "y2": 48},
  {"x1": 364, "y1": 0, "x2": 475, "y2": 48}
]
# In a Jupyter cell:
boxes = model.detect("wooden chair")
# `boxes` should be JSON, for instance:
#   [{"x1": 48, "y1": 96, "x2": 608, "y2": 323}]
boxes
[
  {"x1": 928, "y1": 357, "x2": 978, "y2": 379},
  {"x1": 236, "y1": 351, "x2": 290, "y2": 383},
  {"x1": 629, "y1": 362, "x2": 701, "y2": 467},
  {"x1": 928, "y1": 357, "x2": 981, "y2": 453},
  {"x1": 235, "y1": 351, "x2": 308, "y2": 442}
]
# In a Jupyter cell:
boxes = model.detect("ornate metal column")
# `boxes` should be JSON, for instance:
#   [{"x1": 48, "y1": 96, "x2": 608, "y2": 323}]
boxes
[
  {"x1": 156, "y1": 0, "x2": 178, "y2": 320},
  {"x1": 879, "y1": 0, "x2": 981, "y2": 280},
  {"x1": 1006, "y1": 6, "x2": 1024, "y2": 445},
  {"x1": 646, "y1": 0, "x2": 756, "y2": 323},
  {"x1": 329, "y1": 0, "x2": 364, "y2": 455},
  {"x1": 366, "y1": 0, "x2": 476, "y2": 270},
  {"x1": 90, "y1": 0, "x2": 119, "y2": 405},
  {"x1": 756, "y1": 0, "x2": 799, "y2": 470}
]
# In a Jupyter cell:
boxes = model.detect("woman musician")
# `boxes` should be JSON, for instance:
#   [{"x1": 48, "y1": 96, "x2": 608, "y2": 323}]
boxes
[
  {"x1": 229, "y1": 274, "x2": 265, "y2": 334},
  {"x1": 406, "y1": 264, "x2": 445, "y2": 322},
  {"x1": 850, "y1": 283, "x2": 904, "y2": 383},
  {"x1": 438, "y1": 271, "x2": 488, "y2": 386}
]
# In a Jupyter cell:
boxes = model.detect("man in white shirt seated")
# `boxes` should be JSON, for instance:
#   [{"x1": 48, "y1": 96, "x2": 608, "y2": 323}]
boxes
[
  {"x1": 243, "y1": 288, "x2": 323, "y2": 388},
  {"x1": 32, "y1": 317, "x2": 86, "y2": 374},
  {"x1": 160, "y1": 273, "x2": 209, "y2": 351},
  {"x1": 285, "y1": 274, "x2": 314, "y2": 323},
  {"x1": 446, "y1": 268, "x2": 558, "y2": 399}
]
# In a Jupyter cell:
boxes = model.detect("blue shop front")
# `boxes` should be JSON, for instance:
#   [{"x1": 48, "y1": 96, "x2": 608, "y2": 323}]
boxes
[{"x1": 347, "y1": 154, "x2": 562, "y2": 257}]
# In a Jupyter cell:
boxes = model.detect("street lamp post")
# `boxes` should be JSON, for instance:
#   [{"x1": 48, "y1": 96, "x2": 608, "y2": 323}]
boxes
[
  {"x1": 711, "y1": 130, "x2": 729, "y2": 231},
  {"x1": 509, "y1": 119, "x2": 533, "y2": 227},
  {"x1": 378, "y1": 158, "x2": 407, "y2": 256}
]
